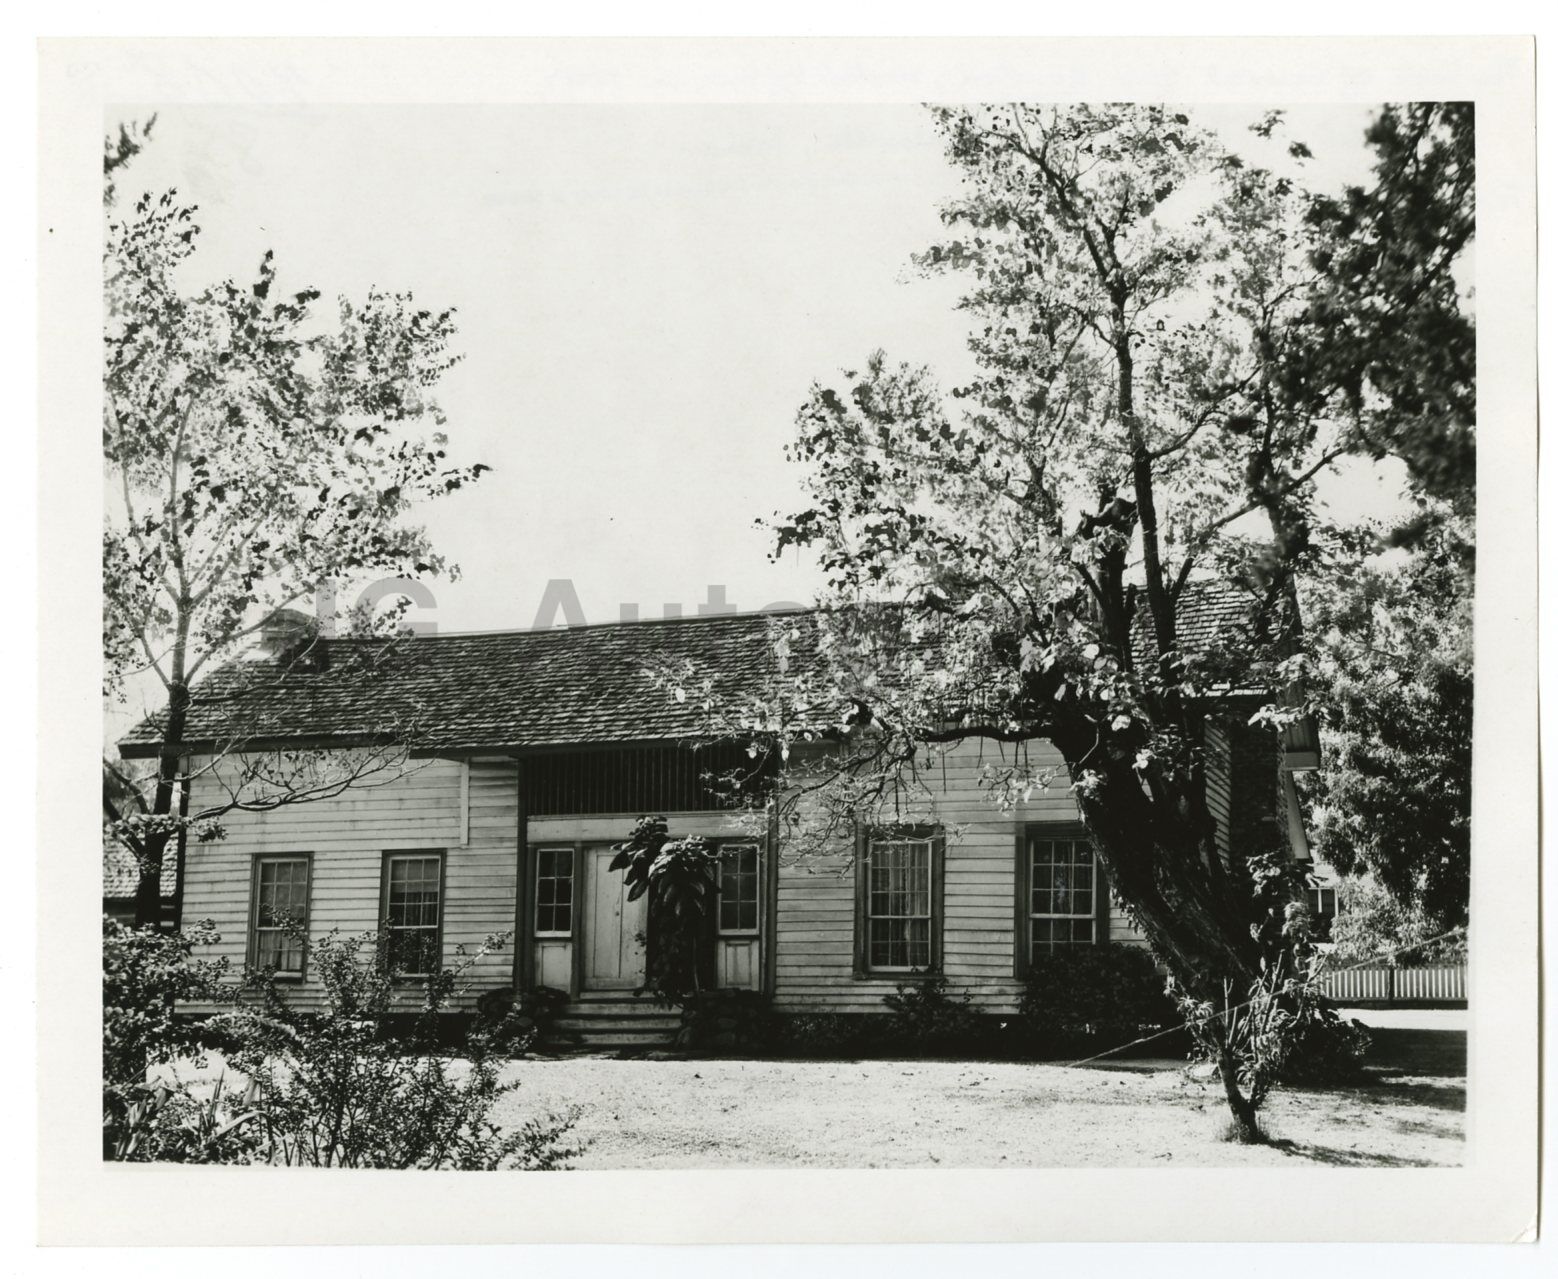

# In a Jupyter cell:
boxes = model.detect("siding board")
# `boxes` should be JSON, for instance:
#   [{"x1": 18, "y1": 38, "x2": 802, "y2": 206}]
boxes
[{"x1": 181, "y1": 756, "x2": 518, "y2": 1012}]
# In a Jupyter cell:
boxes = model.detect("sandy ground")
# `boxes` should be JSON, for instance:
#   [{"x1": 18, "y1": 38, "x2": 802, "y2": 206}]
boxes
[{"x1": 494, "y1": 1011, "x2": 1466, "y2": 1169}]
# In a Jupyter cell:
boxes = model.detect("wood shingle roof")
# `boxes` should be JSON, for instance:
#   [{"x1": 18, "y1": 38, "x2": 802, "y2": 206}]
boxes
[{"x1": 119, "y1": 582, "x2": 1261, "y2": 758}]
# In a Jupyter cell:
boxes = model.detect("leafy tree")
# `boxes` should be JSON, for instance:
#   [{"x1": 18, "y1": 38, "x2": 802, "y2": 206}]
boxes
[
  {"x1": 1295, "y1": 104, "x2": 1474, "y2": 507},
  {"x1": 102, "y1": 123, "x2": 487, "y2": 927},
  {"x1": 1325, "y1": 873, "x2": 1468, "y2": 967},
  {"x1": 695, "y1": 104, "x2": 1473, "y2": 1140},
  {"x1": 1301, "y1": 509, "x2": 1472, "y2": 932}
]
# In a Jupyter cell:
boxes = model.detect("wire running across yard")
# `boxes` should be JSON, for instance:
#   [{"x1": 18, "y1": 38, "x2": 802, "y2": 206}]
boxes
[{"x1": 1061, "y1": 926, "x2": 1469, "y2": 1070}]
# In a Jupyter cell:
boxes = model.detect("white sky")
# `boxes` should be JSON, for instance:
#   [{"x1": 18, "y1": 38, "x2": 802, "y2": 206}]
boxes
[{"x1": 113, "y1": 102, "x2": 1394, "y2": 642}]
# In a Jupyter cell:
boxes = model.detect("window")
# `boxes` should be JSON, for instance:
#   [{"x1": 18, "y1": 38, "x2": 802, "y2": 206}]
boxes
[
  {"x1": 859, "y1": 832, "x2": 940, "y2": 973},
  {"x1": 535, "y1": 847, "x2": 575, "y2": 936},
  {"x1": 251, "y1": 855, "x2": 311, "y2": 977},
  {"x1": 1309, "y1": 886, "x2": 1338, "y2": 942},
  {"x1": 1028, "y1": 830, "x2": 1100, "y2": 960},
  {"x1": 381, "y1": 852, "x2": 444, "y2": 977},
  {"x1": 718, "y1": 844, "x2": 760, "y2": 935}
]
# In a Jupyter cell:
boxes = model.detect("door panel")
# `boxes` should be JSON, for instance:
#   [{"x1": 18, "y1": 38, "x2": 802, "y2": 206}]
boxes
[
  {"x1": 716, "y1": 937, "x2": 760, "y2": 990},
  {"x1": 583, "y1": 845, "x2": 647, "y2": 990}
]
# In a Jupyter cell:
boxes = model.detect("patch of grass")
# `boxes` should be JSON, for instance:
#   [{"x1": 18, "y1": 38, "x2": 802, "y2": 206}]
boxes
[{"x1": 1215, "y1": 1114, "x2": 1268, "y2": 1145}]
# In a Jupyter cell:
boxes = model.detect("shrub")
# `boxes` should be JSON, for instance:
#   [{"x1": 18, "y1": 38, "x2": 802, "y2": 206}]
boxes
[
  {"x1": 677, "y1": 989, "x2": 774, "y2": 1053},
  {"x1": 207, "y1": 928, "x2": 585, "y2": 1169},
  {"x1": 1329, "y1": 874, "x2": 1468, "y2": 966},
  {"x1": 474, "y1": 984, "x2": 573, "y2": 1054},
  {"x1": 610, "y1": 815, "x2": 724, "y2": 1006},
  {"x1": 102, "y1": 917, "x2": 252, "y2": 1161},
  {"x1": 1174, "y1": 851, "x2": 1373, "y2": 1143},
  {"x1": 1177, "y1": 949, "x2": 1372, "y2": 1121},
  {"x1": 1018, "y1": 944, "x2": 1179, "y2": 1053},
  {"x1": 103, "y1": 916, "x2": 232, "y2": 1084},
  {"x1": 881, "y1": 977, "x2": 984, "y2": 1052},
  {"x1": 774, "y1": 1012, "x2": 873, "y2": 1057}
]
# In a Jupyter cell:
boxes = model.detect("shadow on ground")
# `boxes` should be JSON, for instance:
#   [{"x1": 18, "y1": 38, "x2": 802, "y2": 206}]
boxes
[
  {"x1": 1267, "y1": 1137, "x2": 1446, "y2": 1168},
  {"x1": 1361, "y1": 1025, "x2": 1467, "y2": 1079}
]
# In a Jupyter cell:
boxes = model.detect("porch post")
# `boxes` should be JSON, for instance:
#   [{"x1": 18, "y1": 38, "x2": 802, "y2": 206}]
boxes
[{"x1": 511, "y1": 756, "x2": 533, "y2": 991}]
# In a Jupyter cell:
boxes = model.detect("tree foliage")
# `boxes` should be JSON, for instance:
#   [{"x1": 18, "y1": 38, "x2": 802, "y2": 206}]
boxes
[
  {"x1": 699, "y1": 103, "x2": 1474, "y2": 1138},
  {"x1": 102, "y1": 122, "x2": 487, "y2": 925},
  {"x1": 1325, "y1": 873, "x2": 1468, "y2": 966},
  {"x1": 1301, "y1": 511, "x2": 1473, "y2": 932}
]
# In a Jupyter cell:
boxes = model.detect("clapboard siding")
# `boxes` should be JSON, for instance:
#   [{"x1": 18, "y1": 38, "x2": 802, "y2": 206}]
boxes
[
  {"x1": 177, "y1": 730, "x2": 1199, "y2": 1020},
  {"x1": 181, "y1": 755, "x2": 518, "y2": 1011},
  {"x1": 771, "y1": 738, "x2": 1149, "y2": 1014}
]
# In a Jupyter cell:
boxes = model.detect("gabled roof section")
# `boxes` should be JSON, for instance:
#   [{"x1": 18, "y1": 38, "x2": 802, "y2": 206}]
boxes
[
  {"x1": 104, "y1": 843, "x2": 176, "y2": 900},
  {"x1": 1130, "y1": 577, "x2": 1267, "y2": 672},
  {"x1": 119, "y1": 581, "x2": 1264, "y2": 759}
]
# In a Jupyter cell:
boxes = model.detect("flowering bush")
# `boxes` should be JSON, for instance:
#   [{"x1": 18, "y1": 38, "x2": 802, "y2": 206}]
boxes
[
  {"x1": 210, "y1": 928, "x2": 585, "y2": 1169},
  {"x1": 102, "y1": 916, "x2": 250, "y2": 1161}
]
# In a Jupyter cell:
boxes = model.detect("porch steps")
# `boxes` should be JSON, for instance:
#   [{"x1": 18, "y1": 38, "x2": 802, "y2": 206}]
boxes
[{"x1": 543, "y1": 993, "x2": 682, "y2": 1053}]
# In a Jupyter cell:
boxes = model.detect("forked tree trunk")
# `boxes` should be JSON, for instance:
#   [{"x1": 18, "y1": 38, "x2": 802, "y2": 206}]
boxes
[
  {"x1": 1217, "y1": 1044, "x2": 1263, "y2": 1143},
  {"x1": 1053, "y1": 724, "x2": 1272, "y2": 1137}
]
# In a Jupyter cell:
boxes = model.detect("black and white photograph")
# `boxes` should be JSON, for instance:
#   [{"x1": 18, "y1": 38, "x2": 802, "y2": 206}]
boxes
[{"x1": 33, "y1": 34, "x2": 1539, "y2": 1248}]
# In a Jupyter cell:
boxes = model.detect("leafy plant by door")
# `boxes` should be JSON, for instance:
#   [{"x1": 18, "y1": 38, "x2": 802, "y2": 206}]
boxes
[{"x1": 610, "y1": 815, "x2": 725, "y2": 1005}]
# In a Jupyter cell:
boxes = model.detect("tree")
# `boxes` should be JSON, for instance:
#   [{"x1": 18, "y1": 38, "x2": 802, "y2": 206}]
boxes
[
  {"x1": 1301, "y1": 507, "x2": 1472, "y2": 933},
  {"x1": 1326, "y1": 873, "x2": 1467, "y2": 968},
  {"x1": 700, "y1": 104, "x2": 1472, "y2": 1139},
  {"x1": 1295, "y1": 103, "x2": 1475, "y2": 508},
  {"x1": 103, "y1": 123, "x2": 487, "y2": 927},
  {"x1": 1283, "y1": 101, "x2": 1475, "y2": 934}
]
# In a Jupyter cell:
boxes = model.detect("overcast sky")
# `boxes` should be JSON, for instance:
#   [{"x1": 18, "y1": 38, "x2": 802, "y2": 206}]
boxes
[{"x1": 115, "y1": 102, "x2": 1396, "y2": 641}]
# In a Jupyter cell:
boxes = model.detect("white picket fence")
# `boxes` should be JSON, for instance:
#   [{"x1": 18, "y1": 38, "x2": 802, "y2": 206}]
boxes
[{"x1": 1320, "y1": 963, "x2": 1467, "y2": 1007}]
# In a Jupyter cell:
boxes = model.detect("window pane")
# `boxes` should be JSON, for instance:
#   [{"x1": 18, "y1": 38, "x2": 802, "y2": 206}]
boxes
[
  {"x1": 385, "y1": 855, "x2": 441, "y2": 974},
  {"x1": 865, "y1": 838, "x2": 934, "y2": 969},
  {"x1": 535, "y1": 848, "x2": 574, "y2": 934},
  {"x1": 254, "y1": 858, "x2": 309, "y2": 972},
  {"x1": 1030, "y1": 836, "x2": 1098, "y2": 954},
  {"x1": 719, "y1": 845, "x2": 760, "y2": 933}
]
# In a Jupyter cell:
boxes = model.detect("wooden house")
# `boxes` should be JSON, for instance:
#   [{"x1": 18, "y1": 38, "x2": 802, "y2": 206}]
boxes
[{"x1": 117, "y1": 587, "x2": 1318, "y2": 1045}]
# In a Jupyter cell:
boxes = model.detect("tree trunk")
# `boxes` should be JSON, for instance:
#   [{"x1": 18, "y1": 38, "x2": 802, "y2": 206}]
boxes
[
  {"x1": 1060, "y1": 741, "x2": 1261, "y2": 1003},
  {"x1": 133, "y1": 660, "x2": 189, "y2": 929},
  {"x1": 1217, "y1": 1044, "x2": 1263, "y2": 1143},
  {"x1": 1053, "y1": 721, "x2": 1275, "y2": 1136}
]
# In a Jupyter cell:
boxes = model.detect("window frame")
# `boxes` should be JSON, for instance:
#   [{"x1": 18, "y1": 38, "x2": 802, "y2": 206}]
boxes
[
  {"x1": 378, "y1": 850, "x2": 447, "y2": 981},
  {"x1": 854, "y1": 824, "x2": 944, "y2": 978},
  {"x1": 247, "y1": 852, "x2": 314, "y2": 981},
  {"x1": 1016, "y1": 824, "x2": 1108, "y2": 975},
  {"x1": 1309, "y1": 885, "x2": 1339, "y2": 943},
  {"x1": 716, "y1": 841, "x2": 763, "y2": 938},
  {"x1": 533, "y1": 845, "x2": 577, "y2": 939}
]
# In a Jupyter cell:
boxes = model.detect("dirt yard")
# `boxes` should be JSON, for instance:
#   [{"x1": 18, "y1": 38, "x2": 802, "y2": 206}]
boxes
[{"x1": 494, "y1": 1012, "x2": 1466, "y2": 1169}]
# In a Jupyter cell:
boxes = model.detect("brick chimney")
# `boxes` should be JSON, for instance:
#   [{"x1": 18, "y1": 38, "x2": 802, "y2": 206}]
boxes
[{"x1": 250, "y1": 607, "x2": 325, "y2": 669}]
